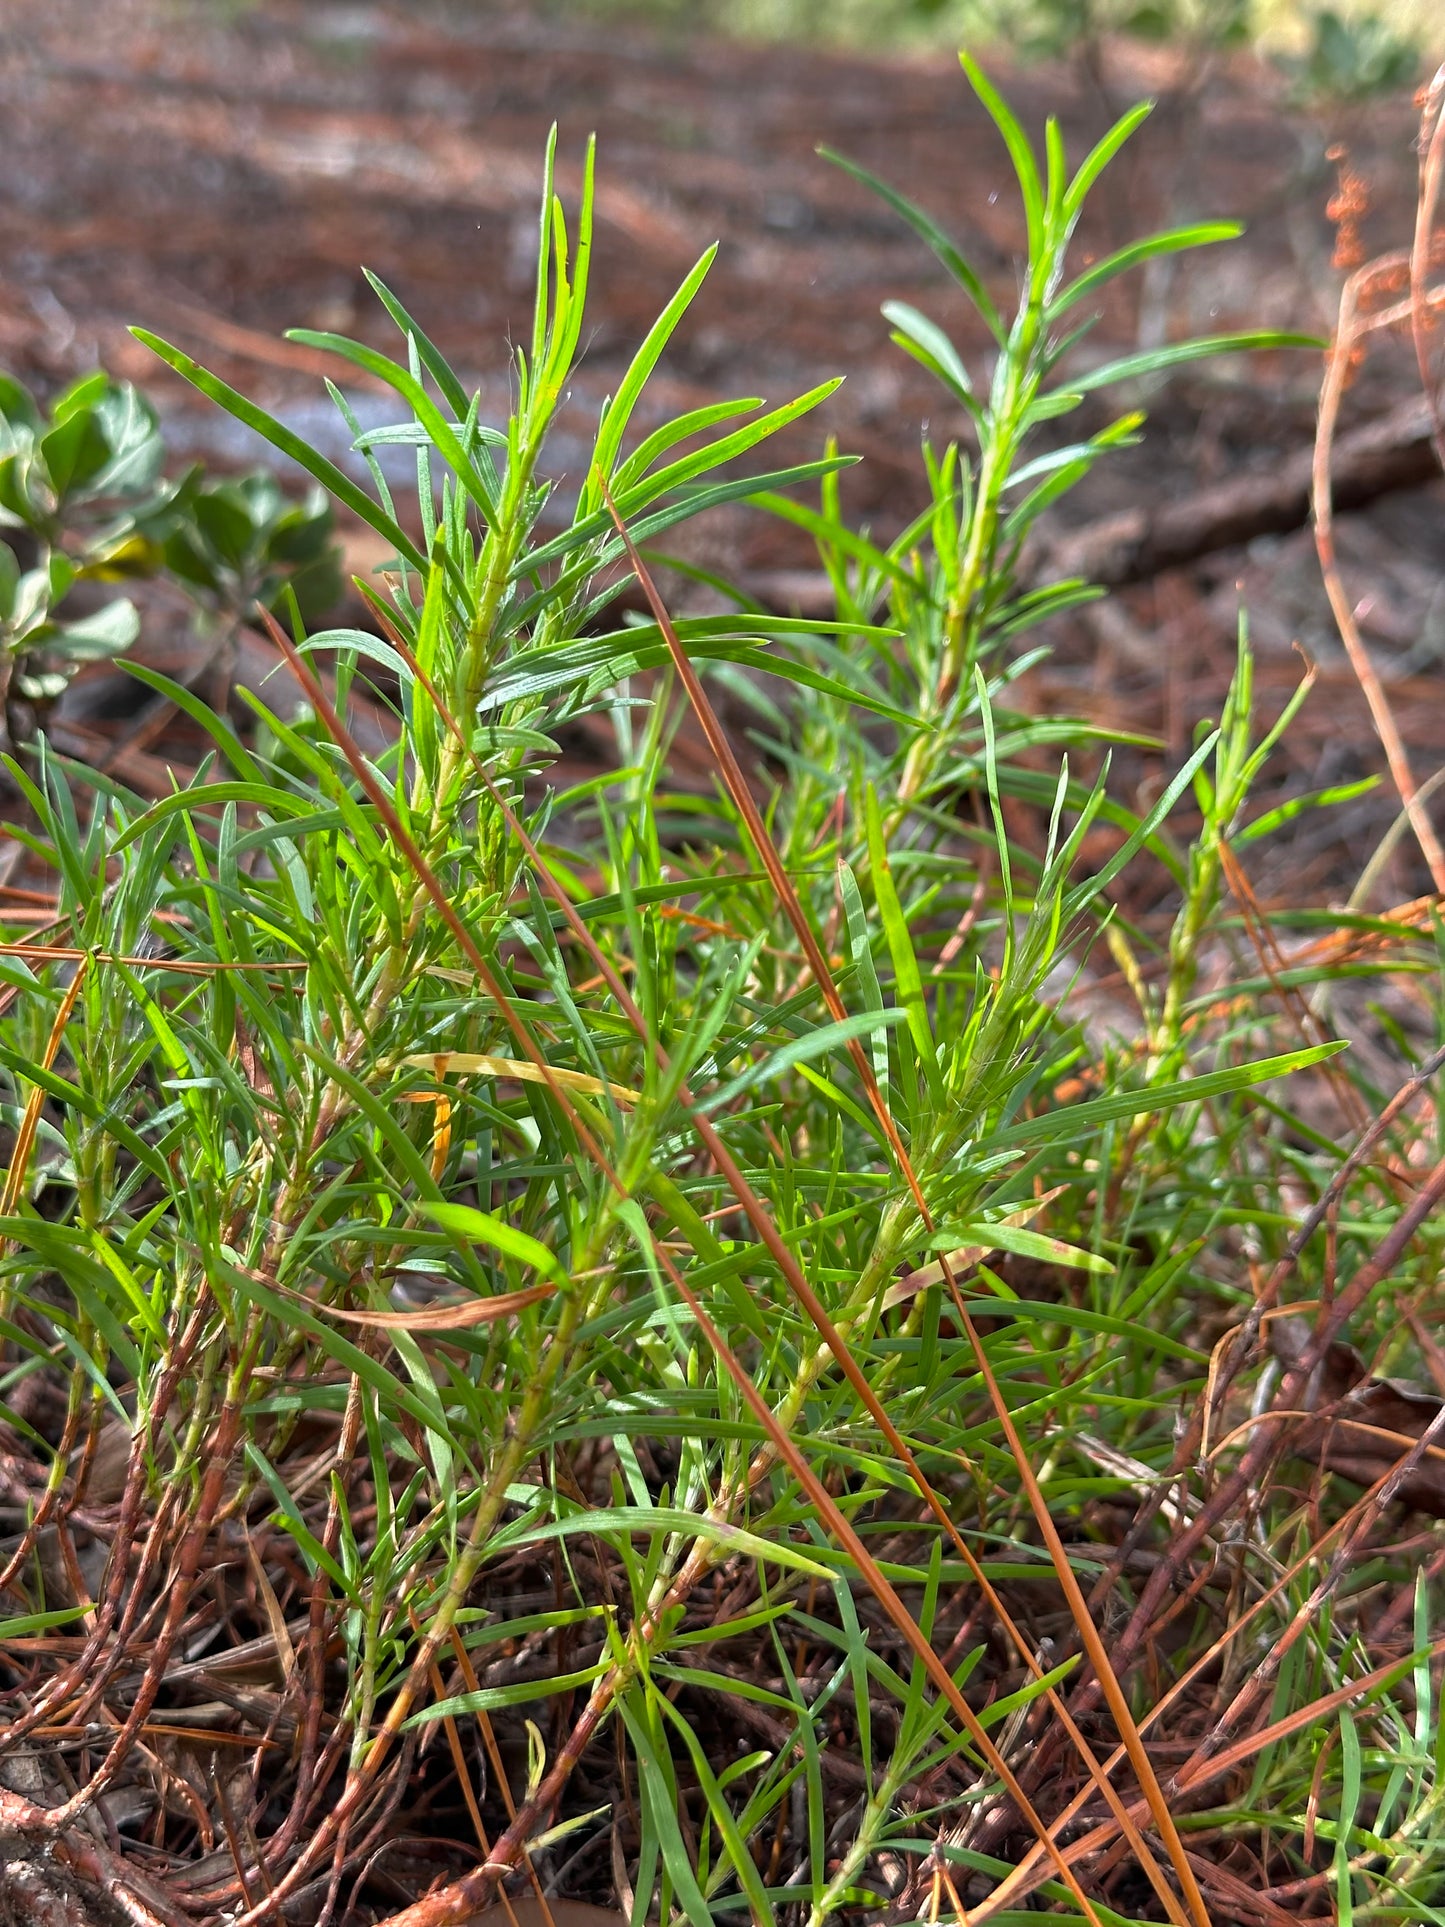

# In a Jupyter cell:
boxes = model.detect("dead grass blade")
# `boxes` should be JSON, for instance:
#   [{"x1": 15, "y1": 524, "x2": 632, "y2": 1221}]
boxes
[
  {"x1": 401, "y1": 1052, "x2": 641, "y2": 1105},
  {"x1": 0, "y1": 940, "x2": 304, "y2": 974},
  {"x1": 1316, "y1": 115, "x2": 1445, "y2": 889},
  {"x1": 314, "y1": 1284, "x2": 557, "y2": 1331},
  {"x1": 1, "y1": 955, "x2": 87, "y2": 1220}
]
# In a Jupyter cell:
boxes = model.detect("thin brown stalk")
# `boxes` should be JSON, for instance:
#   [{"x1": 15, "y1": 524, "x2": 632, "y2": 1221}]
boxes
[
  {"x1": 983, "y1": 1629, "x2": 1445, "y2": 1917},
  {"x1": 264, "y1": 1374, "x2": 367, "y2": 1883},
  {"x1": 39, "y1": 1394, "x2": 247, "y2": 1830},
  {"x1": 1315, "y1": 219, "x2": 1445, "y2": 888},
  {"x1": 1411, "y1": 63, "x2": 1445, "y2": 467},
  {"x1": 0, "y1": 1298, "x2": 211, "y2": 1754},
  {"x1": 1113, "y1": 1139, "x2": 1445, "y2": 1666}
]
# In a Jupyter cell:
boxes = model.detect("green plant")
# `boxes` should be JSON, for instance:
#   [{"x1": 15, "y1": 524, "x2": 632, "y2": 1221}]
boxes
[
  {"x1": 1277, "y1": 4, "x2": 1423, "y2": 101},
  {"x1": 959, "y1": 0, "x2": 1252, "y2": 61},
  {"x1": 160, "y1": 469, "x2": 342, "y2": 629},
  {"x1": 813, "y1": 53, "x2": 1313, "y2": 817},
  {"x1": 564, "y1": 0, "x2": 1434, "y2": 65},
  {"x1": 0, "y1": 60, "x2": 1438, "y2": 1927},
  {"x1": 0, "y1": 368, "x2": 344, "y2": 754},
  {"x1": 0, "y1": 371, "x2": 176, "y2": 743}
]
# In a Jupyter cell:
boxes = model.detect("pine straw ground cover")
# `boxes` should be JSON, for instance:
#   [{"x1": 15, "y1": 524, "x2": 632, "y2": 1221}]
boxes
[{"x1": 1, "y1": 49, "x2": 1445, "y2": 1927}]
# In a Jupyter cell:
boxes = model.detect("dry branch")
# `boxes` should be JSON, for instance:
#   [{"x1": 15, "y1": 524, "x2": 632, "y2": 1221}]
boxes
[
  {"x1": 740, "y1": 391, "x2": 1443, "y2": 622},
  {"x1": 1042, "y1": 389, "x2": 1441, "y2": 588}
]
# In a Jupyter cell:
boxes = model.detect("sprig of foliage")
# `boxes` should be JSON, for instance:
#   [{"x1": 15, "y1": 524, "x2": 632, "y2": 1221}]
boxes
[{"x1": 819, "y1": 53, "x2": 1318, "y2": 820}]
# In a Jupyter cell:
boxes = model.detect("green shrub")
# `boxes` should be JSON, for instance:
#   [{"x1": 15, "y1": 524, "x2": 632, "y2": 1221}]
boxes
[
  {"x1": 159, "y1": 470, "x2": 342, "y2": 630},
  {"x1": 0, "y1": 371, "x2": 171, "y2": 734},
  {"x1": 0, "y1": 368, "x2": 342, "y2": 751},
  {"x1": 1277, "y1": 4, "x2": 1423, "y2": 99},
  {"x1": 0, "y1": 55, "x2": 1438, "y2": 1927},
  {"x1": 565, "y1": 0, "x2": 1430, "y2": 76}
]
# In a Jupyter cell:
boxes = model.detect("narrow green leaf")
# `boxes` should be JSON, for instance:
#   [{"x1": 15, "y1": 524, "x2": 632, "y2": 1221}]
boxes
[
  {"x1": 414, "y1": 1661, "x2": 609, "y2": 1721},
  {"x1": 589, "y1": 246, "x2": 718, "y2": 489},
  {"x1": 422, "y1": 1201, "x2": 562, "y2": 1279},
  {"x1": 942, "y1": 1222, "x2": 1113, "y2": 1275},
  {"x1": 129, "y1": 330, "x2": 426, "y2": 572},
  {"x1": 498, "y1": 1507, "x2": 832, "y2": 1577},
  {"x1": 700, "y1": 1007, "x2": 907, "y2": 1114},
  {"x1": 362, "y1": 268, "x2": 472, "y2": 419},
  {"x1": 286, "y1": 330, "x2": 499, "y2": 525},
  {"x1": 994, "y1": 1041, "x2": 1348, "y2": 1151},
  {"x1": 1069, "y1": 329, "x2": 1323, "y2": 394},
  {"x1": 1064, "y1": 100, "x2": 1153, "y2": 219},
  {"x1": 1049, "y1": 222, "x2": 1242, "y2": 319},
  {"x1": 961, "y1": 52, "x2": 1045, "y2": 264},
  {"x1": 821, "y1": 147, "x2": 1005, "y2": 343},
  {"x1": 881, "y1": 302, "x2": 981, "y2": 419},
  {"x1": 864, "y1": 783, "x2": 940, "y2": 1102},
  {"x1": 0, "y1": 1605, "x2": 89, "y2": 1637}
]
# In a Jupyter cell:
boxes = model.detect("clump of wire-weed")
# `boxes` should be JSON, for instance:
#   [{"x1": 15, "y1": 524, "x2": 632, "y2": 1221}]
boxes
[{"x1": 0, "y1": 52, "x2": 1438, "y2": 1927}]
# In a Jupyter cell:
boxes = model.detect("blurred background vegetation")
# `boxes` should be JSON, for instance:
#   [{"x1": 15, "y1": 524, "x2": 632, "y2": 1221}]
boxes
[{"x1": 554, "y1": 0, "x2": 1434, "y2": 94}]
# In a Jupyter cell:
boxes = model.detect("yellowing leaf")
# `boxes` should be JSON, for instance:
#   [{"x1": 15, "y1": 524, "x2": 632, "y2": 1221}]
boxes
[{"x1": 404, "y1": 1052, "x2": 640, "y2": 1106}]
